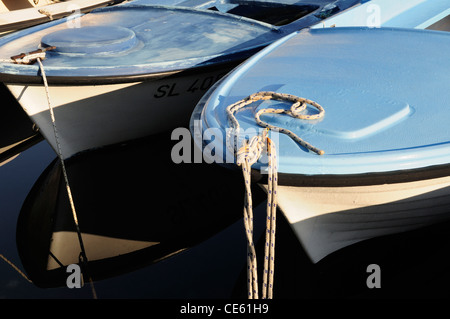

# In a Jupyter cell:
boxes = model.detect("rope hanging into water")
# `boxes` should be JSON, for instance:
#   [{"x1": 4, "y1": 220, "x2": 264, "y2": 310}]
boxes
[
  {"x1": 235, "y1": 131, "x2": 277, "y2": 299},
  {"x1": 262, "y1": 137, "x2": 277, "y2": 299},
  {"x1": 227, "y1": 91, "x2": 325, "y2": 299},
  {"x1": 36, "y1": 57, "x2": 97, "y2": 299},
  {"x1": 0, "y1": 254, "x2": 32, "y2": 283},
  {"x1": 238, "y1": 143, "x2": 260, "y2": 298}
]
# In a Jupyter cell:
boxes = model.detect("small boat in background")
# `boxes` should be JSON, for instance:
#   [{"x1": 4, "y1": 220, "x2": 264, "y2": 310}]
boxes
[
  {"x1": 314, "y1": 0, "x2": 450, "y2": 30},
  {"x1": 0, "y1": 0, "x2": 117, "y2": 34},
  {"x1": 190, "y1": 27, "x2": 450, "y2": 263},
  {"x1": 0, "y1": 83, "x2": 42, "y2": 167},
  {"x1": 0, "y1": 0, "x2": 362, "y2": 160}
]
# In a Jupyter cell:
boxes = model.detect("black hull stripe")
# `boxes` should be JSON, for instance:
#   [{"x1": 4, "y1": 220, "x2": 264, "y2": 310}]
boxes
[
  {"x1": 251, "y1": 164, "x2": 450, "y2": 187},
  {"x1": 0, "y1": 59, "x2": 242, "y2": 86}
]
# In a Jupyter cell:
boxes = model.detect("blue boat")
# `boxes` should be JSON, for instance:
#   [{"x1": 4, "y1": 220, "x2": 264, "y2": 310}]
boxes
[
  {"x1": 190, "y1": 26, "x2": 450, "y2": 263},
  {"x1": 0, "y1": 0, "x2": 361, "y2": 160}
]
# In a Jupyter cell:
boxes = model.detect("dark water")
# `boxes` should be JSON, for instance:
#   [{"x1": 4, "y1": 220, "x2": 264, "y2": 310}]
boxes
[{"x1": 1, "y1": 83, "x2": 450, "y2": 305}]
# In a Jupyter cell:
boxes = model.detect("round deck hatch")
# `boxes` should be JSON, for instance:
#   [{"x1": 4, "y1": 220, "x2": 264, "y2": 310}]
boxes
[{"x1": 40, "y1": 26, "x2": 138, "y2": 55}]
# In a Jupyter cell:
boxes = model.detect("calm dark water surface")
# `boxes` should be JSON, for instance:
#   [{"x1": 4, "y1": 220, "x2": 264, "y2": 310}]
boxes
[{"x1": 1, "y1": 83, "x2": 450, "y2": 301}]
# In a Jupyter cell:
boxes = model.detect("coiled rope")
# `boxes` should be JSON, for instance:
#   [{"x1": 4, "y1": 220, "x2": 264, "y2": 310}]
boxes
[
  {"x1": 226, "y1": 91, "x2": 325, "y2": 299},
  {"x1": 228, "y1": 91, "x2": 325, "y2": 155}
]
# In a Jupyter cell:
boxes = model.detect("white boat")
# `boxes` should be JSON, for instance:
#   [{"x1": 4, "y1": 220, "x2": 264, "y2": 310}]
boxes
[
  {"x1": 190, "y1": 24, "x2": 450, "y2": 262},
  {"x1": 0, "y1": 0, "x2": 116, "y2": 34},
  {"x1": 0, "y1": 0, "x2": 361, "y2": 160}
]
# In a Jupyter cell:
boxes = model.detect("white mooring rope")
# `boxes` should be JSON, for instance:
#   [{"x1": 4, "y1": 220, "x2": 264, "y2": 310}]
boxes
[
  {"x1": 1, "y1": 48, "x2": 98, "y2": 295},
  {"x1": 227, "y1": 91, "x2": 325, "y2": 299},
  {"x1": 36, "y1": 57, "x2": 97, "y2": 299}
]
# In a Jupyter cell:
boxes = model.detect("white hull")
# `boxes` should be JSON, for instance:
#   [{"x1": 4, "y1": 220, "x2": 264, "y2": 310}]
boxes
[
  {"x1": 264, "y1": 174, "x2": 450, "y2": 263},
  {"x1": 6, "y1": 68, "x2": 227, "y2": 159}
]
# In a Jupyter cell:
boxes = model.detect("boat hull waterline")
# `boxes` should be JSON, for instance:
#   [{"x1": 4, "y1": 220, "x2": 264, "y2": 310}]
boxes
[
  {"x1": 268, "y1": 175, "x2": 450, "y2": 262},
  {"x1": 6, "y1": 66, "x2": 230, "y2": 159}
]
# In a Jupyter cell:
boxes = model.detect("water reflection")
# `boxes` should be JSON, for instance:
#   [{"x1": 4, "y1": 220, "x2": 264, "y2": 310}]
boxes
[{"x1": 15, "y1": 129, "x2": 266, "y2": 289}]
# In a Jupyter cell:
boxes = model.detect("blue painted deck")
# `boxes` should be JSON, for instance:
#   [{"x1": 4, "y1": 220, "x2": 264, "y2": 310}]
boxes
[
  {"x1": 0, "y1": 1, "x2": 361, "y2": 78},
  {"x1": 194, "y1": 27, "x2": 450, "y2": 175}
]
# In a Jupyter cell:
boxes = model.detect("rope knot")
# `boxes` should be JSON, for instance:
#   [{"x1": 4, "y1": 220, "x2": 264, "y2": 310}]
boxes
[
  {"x1": 10, "y1": 46, "x2": 56, "y2": 65},
  {"x1": 236, "y1": 135, "x2": 263, "y2": 167}
]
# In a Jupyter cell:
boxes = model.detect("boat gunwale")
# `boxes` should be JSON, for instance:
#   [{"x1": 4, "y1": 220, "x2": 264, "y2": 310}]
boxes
[
  {"x1": 118, "y1": 3, "x2": 281, "y2": 31},
  {"x1": 250, "y1": 164, "x2": 450, "y2": 188},
  {"x1": 0, "y1": 58, "x2": 242, "y2": 85}
]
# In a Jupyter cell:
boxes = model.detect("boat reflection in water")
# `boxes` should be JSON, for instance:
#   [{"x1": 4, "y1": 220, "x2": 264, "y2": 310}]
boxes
[{"x1": 16, "y1": 131, "x2": 265, "y2": 288}]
